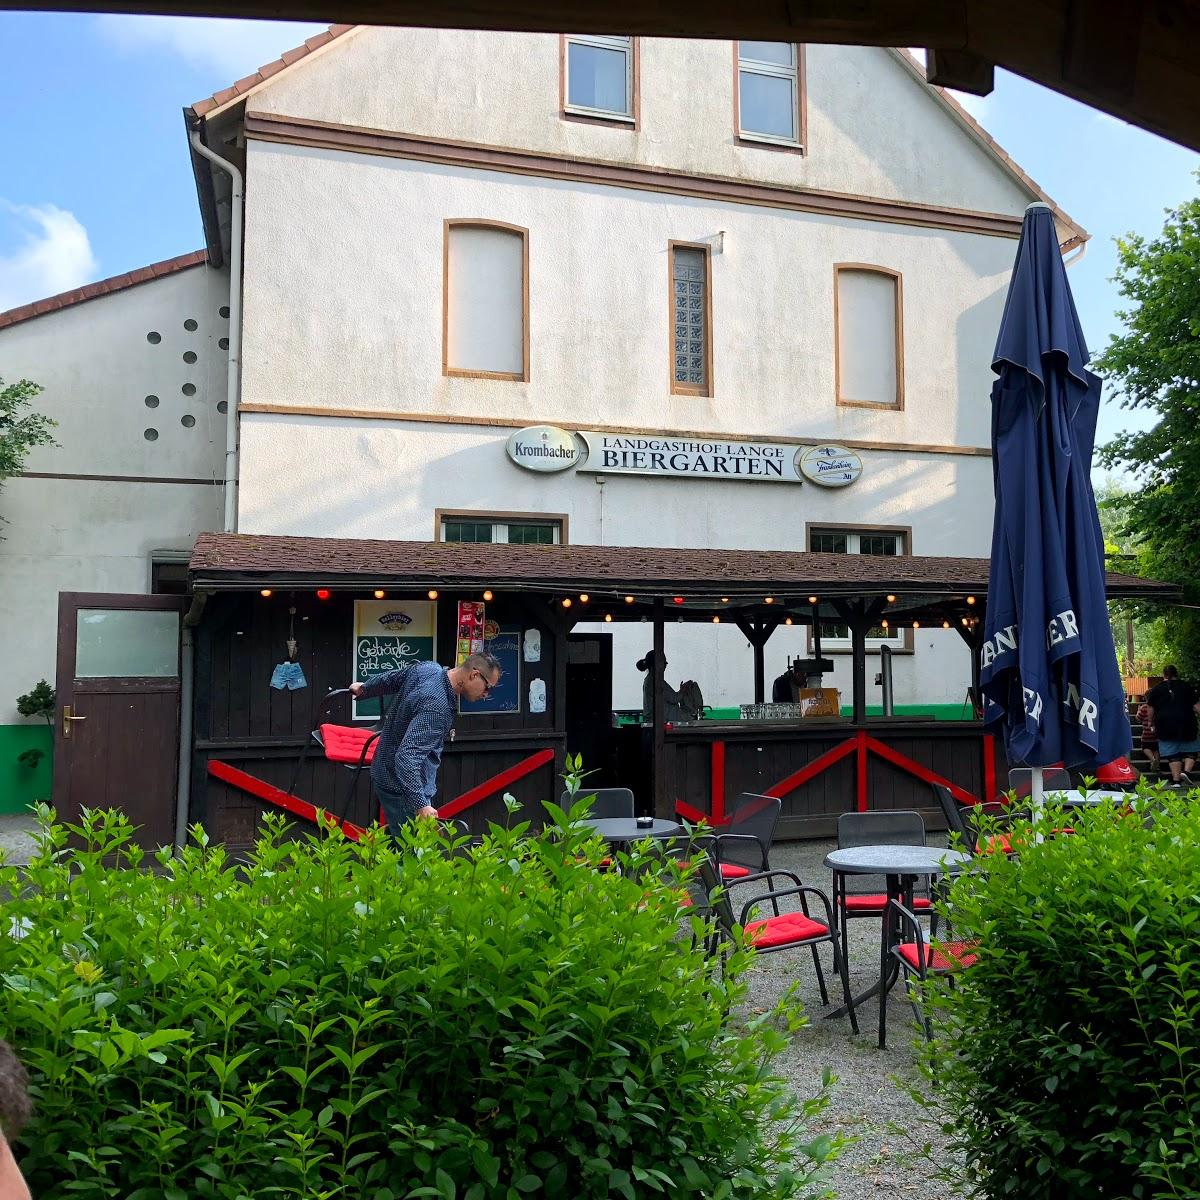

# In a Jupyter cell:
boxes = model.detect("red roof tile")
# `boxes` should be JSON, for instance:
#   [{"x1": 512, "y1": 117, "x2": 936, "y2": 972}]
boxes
[
  {"x1": 189, "y1": 24, "x2": 357, "y2": 118},
  {"x1": 189, "y1": 532, "x2": 1171, "y2": 601},
  {"x1": 0, "y1": 250, "x2": 208, "y2": 332}
]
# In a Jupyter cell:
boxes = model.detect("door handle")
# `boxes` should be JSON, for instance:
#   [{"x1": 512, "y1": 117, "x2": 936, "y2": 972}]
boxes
[{"x1": 62, "y1": 706, "x2": 87, "y2": 739}]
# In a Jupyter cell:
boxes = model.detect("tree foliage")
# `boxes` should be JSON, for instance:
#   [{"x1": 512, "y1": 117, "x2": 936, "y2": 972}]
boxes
[
  {"x1": 0, "y1": 376, "x2": 57, "y2": 529},
  {"x1": 1096, "y1": 176, "x2": 1200, "y2": 674}
]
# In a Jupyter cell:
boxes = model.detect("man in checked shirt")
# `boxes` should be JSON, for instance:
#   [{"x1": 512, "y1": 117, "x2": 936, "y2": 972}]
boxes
[{"x1": 349, "y1": 652, "x2": 502, "y2": 833}]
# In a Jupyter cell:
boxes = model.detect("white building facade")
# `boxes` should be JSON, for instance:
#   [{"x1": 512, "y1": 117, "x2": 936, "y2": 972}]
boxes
[{"x1": 0, "y1": 25, "x2": 1084, "y2": 807}]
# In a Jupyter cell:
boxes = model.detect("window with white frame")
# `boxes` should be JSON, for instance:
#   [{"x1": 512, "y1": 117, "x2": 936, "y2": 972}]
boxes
[
  {"x1": 737, "y1": 41, "x2": 802, "y2": 146},
  {"x1": 444, "y1": 221, "x2": 528, "y2": 380},
  {"x1": 440, "y1": 516, "x2": 563, "y2": 545},
  {"x1": 809, "y1": 527, "x2": 907, "y2": 649},
  {"x1": 564, "y1": 35, "x2": 634, "y2": 121}
]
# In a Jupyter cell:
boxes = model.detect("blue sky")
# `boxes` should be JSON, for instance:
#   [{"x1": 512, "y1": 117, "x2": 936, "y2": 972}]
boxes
[{"x1": 1, "y1": 13, "x2": 1196, "y2": 453}]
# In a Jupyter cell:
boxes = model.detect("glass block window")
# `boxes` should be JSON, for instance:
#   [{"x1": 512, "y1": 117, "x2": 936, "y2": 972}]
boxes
[
  {"x1": 441, "y1": 517, "x2": 563, "y2": 545},
  {"x1": 671, "y1": 245, "x2": 710, "y2": 394},
  {"x1": 565, "y1": 35, "x2": 634, "y2": 120},
  {"x1": 737, "y1": 42, "x2": 801, "y2": 145},
  {"x1": 809, "y1": 528, "x2": 907, "y2": 650}
]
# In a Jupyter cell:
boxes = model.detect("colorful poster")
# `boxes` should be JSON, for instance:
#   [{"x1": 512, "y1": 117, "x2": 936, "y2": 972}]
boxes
[
  {"x1": 352, "y1": 600, "x2": 437, "y2": 720},
  {"x1": 455, "y1": 601, "x2": 487, "y2": 666},
  {"x1": 460, "y1": 625, "x2": 521, "y2": 715}
]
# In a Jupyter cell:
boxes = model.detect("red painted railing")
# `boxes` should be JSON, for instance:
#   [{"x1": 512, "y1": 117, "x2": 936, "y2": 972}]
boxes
[
  {"x1": 208, "y1": 747, "x2": 557, "y2": 831},
  {"x1": 677, "y1": 730, "x2": 988, "y2": 823}
]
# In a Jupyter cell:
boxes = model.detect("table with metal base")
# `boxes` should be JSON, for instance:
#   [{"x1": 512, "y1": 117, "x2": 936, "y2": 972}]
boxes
[
  {"x1": 582, "y1": 817, "x2": 684, "y2": 844},
  {"x1": 823, "y1": 844, "x2": 973, "y2": 1048}
]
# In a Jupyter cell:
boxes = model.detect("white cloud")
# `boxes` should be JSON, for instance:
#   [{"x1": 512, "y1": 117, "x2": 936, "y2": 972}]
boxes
[
  {"x1": 94, "y1": 14, "x2": 327, "y2": 81},
  {"x1": 0, "y1": 203, "x2": 99, "y2": 311}
]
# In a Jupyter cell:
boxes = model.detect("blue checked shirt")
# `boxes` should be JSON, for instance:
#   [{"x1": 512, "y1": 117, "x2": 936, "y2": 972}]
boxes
[{"x1": 356, "y1": 661, "x2": 457, "y2": 814}]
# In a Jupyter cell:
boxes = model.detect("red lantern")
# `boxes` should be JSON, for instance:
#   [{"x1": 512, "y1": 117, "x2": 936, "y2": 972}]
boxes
[
  {"x1": 673, "y1": 596, "x2": 685, "y2": 605},
  {"x1": 316, "y1": 589, "x2": 331, "y2": 600}
]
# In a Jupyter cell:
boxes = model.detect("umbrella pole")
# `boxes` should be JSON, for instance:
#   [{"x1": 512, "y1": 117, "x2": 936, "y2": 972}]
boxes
[{"x1": 1031, "y1": 765, "x2": 1045, "y2": 842}]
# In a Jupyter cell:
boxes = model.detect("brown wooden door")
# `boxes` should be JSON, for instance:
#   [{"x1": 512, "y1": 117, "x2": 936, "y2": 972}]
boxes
[{"x1": 53, "y1": 593, "x2": 184, "y2": 849}]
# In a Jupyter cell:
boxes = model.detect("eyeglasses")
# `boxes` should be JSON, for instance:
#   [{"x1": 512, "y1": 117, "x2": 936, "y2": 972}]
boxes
[{"x1": 475, "y1": 670, "x2": 500, "y2": 698}]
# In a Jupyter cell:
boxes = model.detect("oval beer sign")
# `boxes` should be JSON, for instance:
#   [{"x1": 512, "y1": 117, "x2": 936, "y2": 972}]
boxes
[
  {"x1": 796, "y1": 444, "x2": 863, "y2": 488},
  {"x1": 506, "y1": 425, "x2": 581, "y2": 473}
]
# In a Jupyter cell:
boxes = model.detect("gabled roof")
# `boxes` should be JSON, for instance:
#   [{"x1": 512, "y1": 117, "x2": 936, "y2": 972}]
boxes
[
  {"x1": 187, "y1": 28, "x2": 1085, "y2": 247},
  {"x1": 189, "y1": 24, "x2": 358, "y2": 119},
  {"x1": 0, "y1": 250, "x2": 208, "y2": 332},
  {"x1": 189, "y1": 532, "x2": 1173, "y2": 603}
]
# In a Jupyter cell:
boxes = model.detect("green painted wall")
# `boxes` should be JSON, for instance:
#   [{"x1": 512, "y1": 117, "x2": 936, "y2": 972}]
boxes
[{"x1": 0, "y1": 725, "x2": 53, "y2": 813}]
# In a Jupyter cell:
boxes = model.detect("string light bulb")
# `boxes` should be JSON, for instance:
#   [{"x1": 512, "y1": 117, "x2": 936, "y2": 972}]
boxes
[
  {"x1": 942, "y1": 619, "x2": 951, "y2": 629},
  {"x1": 579, "y1": 593, "x2": 589, "y2": 603},
  {"x1": 913, "y1": 620, "x2": 920, "y2": 629},
  {"x1": 673, "y1": 596, "x2": 685, "y2": 605},
  {"x1": 259, "y1": 589, "x2": 272, "y2": 598},
  {"x1": 808, "y1": 596, "x2": 818, "y2": 605},
  {"x1": 315, "y1": 589, "x2": 331, "y2": 601},
  {"x1": 712, "y1": 615, "x2": 720, "y2": 624},
  {"x1": 624, "y1": 595, "x2": 635, "y2": 604},
  {"x1": 881, "y1": 619, "x2": 889, "y2": 630},
  {"x1": 967, "y1": 595, "x2": 977, "y2": 606},
  {"x1": 764, "y1": 596, "x2": 775, "y2": 605},
  {"x1": 373, "y1": 589, "x2": 385, "y2": 600},
  {"x1": 561, "y1": 597, "x2": 572, "y2": 608},
  {"x1": 427, "y1": 589, "x2": 439, "y2": 600},
  {"x1": 604, "y1": 613, "x2": 613, "y2": 623},
  {"x1": 784, "y1": 616, "x2": 793, "y2": 626},
  {"x1": 961, "y1": 616, "x2": 969, "y2": 626},
  {"x1": 886, "y1": 594, "x2": 896, "y2": 603},
  {"x1": 482, "y1": 589, "x2": 494, "y2": 602},
  {"x1": 720, "y1": 596, "x2": 729, "y2": 603}
]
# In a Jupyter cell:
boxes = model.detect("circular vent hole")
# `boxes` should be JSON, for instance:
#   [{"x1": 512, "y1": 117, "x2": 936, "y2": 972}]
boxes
[
  {"x1": 219, "y1": 305, "x2": 230, "y2": 318},
  {"x1": 144, "y1": 428, "x2": 159, "y2": 441},
  {"x1": 181, "y1": 415, "x2": 196, "y2": 429},
  {"x1": 182, "y1": 383, "x2": 197, "y2": 397},
  {"x1": 144, "y1": 395, "x2": 160, "y2": 408},
  {"x1": 184, "y1": 318, "x2": 198, "y2": 331},
  {"x1": 146, "y1": 331, "x2": 161, "y2": 344},
  {"x1": 217, "y1": 401, "x2": 228, "y2": 414},
  {"x1": 219, "y1": 337, "x2": 229, "y2": 350},
  {"x1": 183, "y1": 351, "x2": 198, "y2": 365}
]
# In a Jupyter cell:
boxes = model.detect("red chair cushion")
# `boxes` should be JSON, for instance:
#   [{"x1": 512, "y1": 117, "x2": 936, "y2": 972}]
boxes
[
  {"x1": 319, "y1": 724, "x2": 379, "y2": 766},
  {"x1": 843, "y1": 894, "x2": 933, "y2": 912},
  {"x1": 1096, "y1": 756, "x2": 1137, "y2": 785},
  {"x1": 896, "y1": 940, "x2": 978, "y2": 972},
  {"x1": 981, "y1": 832, "x2": 1015, "y2": 855},
  {"x1": 719, "y1": 862, "x2": 752, "y2": 879},
  {"x1": 744, "y1": 912, "x2": 829, "y2": 948}
]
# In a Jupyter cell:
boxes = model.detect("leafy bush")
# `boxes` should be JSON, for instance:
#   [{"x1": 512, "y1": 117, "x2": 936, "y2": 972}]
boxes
[
  {"x1": 918, "y1": 790, "x2": 1200, "y2": 1199},
  {"x1": 0, "y1": 803, "x2": 839, "y2": 1199}
]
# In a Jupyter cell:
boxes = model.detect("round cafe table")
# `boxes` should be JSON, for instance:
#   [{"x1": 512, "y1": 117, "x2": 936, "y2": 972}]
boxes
[
  {"x1": 823, "y1": 844, "x2": 973, "y2": 1048},
  {"x1": 582, "y1": 817, "x2": 684, "y2": 844}
]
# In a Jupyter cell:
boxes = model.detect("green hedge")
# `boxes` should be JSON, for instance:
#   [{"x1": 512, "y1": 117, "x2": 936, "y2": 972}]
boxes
[
  {"x1": 919, "y1": 790, "x2": 1200, "y2": 1199},
  {"x1": 0, "y1": 804, "x2": 840, "y2": 1199}
]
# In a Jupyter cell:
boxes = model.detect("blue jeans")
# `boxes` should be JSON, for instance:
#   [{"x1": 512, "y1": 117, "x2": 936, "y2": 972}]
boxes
[{"x1": 374, "y1": 784, "x2": 425, "y2": 837}]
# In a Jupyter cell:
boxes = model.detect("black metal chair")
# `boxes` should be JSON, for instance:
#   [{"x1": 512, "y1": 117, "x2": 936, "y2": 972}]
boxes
[
  {"x1": 702, "y1": 792, "x2": 782, "y2": 880},
  {"x1": 1007, "y1": 767, "x2": 1072, "y2": 801},
  {"x1": 833, "y1": 810, "x2": 933, "y2": 951},
  {"x1": 932, "y1": 783, "x2": 1025, "y2": 857},
  {"x1": 889, "y1": 897, "x2": 980, "y2": 1040},
  {"x1": 560, "y1": 787, "x2": 635, "y2": 819},
  {"x1": 697, "y1": 855, "x2": 858, "y2": 1034}
]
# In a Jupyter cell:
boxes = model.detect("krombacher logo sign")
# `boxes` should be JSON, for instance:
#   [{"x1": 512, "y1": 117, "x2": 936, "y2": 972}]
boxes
[{"x1": 505, "y1": 426, "x2": 582, "y2": 472}]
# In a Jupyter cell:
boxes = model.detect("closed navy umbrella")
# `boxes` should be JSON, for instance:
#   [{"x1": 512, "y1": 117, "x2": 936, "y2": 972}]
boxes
[{"x1": 980, "y1": 203, "x2": 1130, "y2": 790}]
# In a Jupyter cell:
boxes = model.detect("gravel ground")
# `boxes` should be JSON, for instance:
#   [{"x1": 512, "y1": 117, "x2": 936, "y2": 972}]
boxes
[
  {"x1": 0, "y1": 812, "x2": 958, "y2": 1195},
  {"x1": 745, "y1": 839, "x2": 961, "y2": 1199}
]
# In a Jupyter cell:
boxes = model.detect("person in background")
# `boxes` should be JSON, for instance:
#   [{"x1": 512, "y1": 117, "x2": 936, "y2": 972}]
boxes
[
  {"x1": 1145, "y1": 665, "x2": 1200, "y2": 786},
  {"x1": 637, "y1": 650, "x2": 691, "y2": 723},
  {"x1": 1136, "y1": 692, "x2": 1160, "y2": 774},
  {"x1": 349, "y1": 651, "x2": 502, "y2": 832},
  {"x1": 0, "y1": 1039, "x2": 32, "y2": 1200},
  {"x1": 772, "y1": 659, "x2": 806, "y2": 703}
]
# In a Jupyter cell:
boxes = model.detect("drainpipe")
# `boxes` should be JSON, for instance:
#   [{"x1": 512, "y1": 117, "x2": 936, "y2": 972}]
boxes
[
  {"x1": 189, "y1": 128, "x2": 243, "y2": 532},
  {"x1": 175, "y1": 590, "x2": 210, "y2": 852}
]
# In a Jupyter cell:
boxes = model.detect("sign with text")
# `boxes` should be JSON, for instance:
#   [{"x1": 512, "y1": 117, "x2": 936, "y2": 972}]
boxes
[
  {"x1": 459, "y1": 625, "x2": 521, "y2": 715},
  {"x1": 577, "y1": 432, "x2": 805, "y2": 484},
  {"x1": 797, "y1": 444, "x2": 863, "y2": 488},
  {"x1": 352, "y1": 600, "x2": 437, "y2": 720}
]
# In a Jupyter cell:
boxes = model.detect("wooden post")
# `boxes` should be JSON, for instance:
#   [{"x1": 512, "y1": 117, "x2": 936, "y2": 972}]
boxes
[
  {"x1": 850, "y1": 612, "x2": 868, "y2": 725},
  {"x1": 652, "y1": 598, "x2": 667, "y2": 818},
  {"x1": 735, "y1": 618, "x2": 782, "y2": 704}
]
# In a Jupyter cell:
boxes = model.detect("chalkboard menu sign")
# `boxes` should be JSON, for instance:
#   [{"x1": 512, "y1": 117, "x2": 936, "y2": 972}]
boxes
[
  {"x1": 352, "y1": 600, "x2": 437, "y2": 720},
  {"x1": 459, "y1": 625, "x2": 521, "y2": 715}
]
